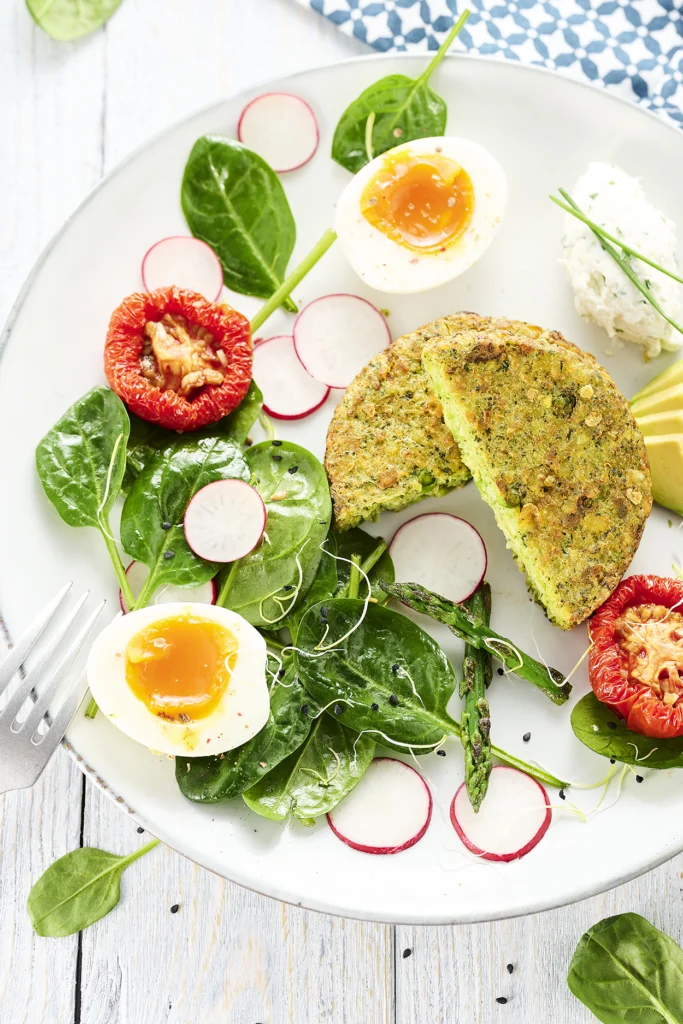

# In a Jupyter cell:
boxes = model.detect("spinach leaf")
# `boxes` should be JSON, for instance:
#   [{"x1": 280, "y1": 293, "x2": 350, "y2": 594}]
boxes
[
  {"x1": 571, "y1": 692, "x2": 683, "y2": 770},
  {"x1": 282, "y1": 537, "x2": 339, "y2": 641},
  {"x1": 175, "y1": 658, "x2": 314, "y2": 802},
  {"x1": 217, "y1": 441, "x2": 332, "y2": 628},
  {"x1": 568, "y1": 913, "x2": 683, "y2": 1024},
  {"x1": 182, "y1": 135, "x2": 296, "y2": 312},
  {"x1": 334, "y1": 527, "x2": 394, "y2": 603},
  {"x1": 36, "y1": 386, "x2": 133, "y2": 604},
  {"x1": 219, "y1": 379, "x2": 263, "y2": 446},
  {"x1": 296, "y1": 599, "x2": 460, "y2": 749},
  {"x1": 27, "y1": 839, "x2": 159, "y2": 937},
  {"x1": 26, "y1": 0, "x2": 122, "y2": 41},
  {"x1": 120, "y1": 434, "x2": 249, "y2": 608},
  {"x1": 243, "y1": 714, "x2": 374, "y2": 823},
  {"x1": 331, "y1": 11, "x2": 469, "y2": 174}
]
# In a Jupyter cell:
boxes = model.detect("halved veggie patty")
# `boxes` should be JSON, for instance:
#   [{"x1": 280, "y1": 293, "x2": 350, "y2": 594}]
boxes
[{"x1": 104, "y1": 286, "x2": 252, "y2": 431}]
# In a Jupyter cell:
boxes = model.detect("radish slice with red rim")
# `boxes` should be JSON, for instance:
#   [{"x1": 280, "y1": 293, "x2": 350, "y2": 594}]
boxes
[
  {"x1": 389, "y1": 513, "x2": 487, "y2": 605},
  {"x1": 327, "y1": 758, "x2": 432, "y2": 855},
  {"x1": 253, "y1": 335, "x2": 330, "y2": 420},
  {"x1": 293, "y1": 294, "x2": 391, "y2": 389},
  {"x1": 237, "y1": 93, "x2": 319, "y2": 173},
  {"x1": 184, "y1": 480, "x2": 266, "y2": 563},
  {"x1": 142, "y1": 236, "x2": 223, "y2": 300},
  {"x1": 119, "y1": 561, "x2": 217, "y2": 614},
  {"x1": 450, "y1": 766, "x2": 551, "y2": 862}
]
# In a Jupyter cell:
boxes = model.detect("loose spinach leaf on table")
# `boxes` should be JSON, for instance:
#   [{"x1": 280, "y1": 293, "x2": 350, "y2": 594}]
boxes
[
  {"x1": 243, "y1": 714, "x2": 375, "y2": 823},
  {"x1": 217, "y1": 441, "x2": 332, "y2": 628},
  {"x1": 334, "y1": 527, "x2": 394, "y2": 603},
  {"x1": 182, "y1": 135, "x2": 297, "y2": 312},
  {"x1": 568, "y1": 913, "x2": 683, "y2": 1024},
  {"x1": 331, "y1": 11, "x2": 469, "y2": 174},
  {"x1": 176, "y1": 658, "x2": 314, "y2": 802},
  {"x1": 26, "y1": 0, "x2": 122, "y2": 41},
  {"x1": 571, "y1": 692, "x2": 683, "y2": 770},
  {"x1": 27, "y1": 839, "x2": 159, "y2": 938},
  {"x1": 121, "y1": 434, "x2": 249, "y2": 607}
]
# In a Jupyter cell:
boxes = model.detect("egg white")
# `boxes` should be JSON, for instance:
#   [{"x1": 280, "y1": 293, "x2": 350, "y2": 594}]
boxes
[
  {"x1": 86, "y1": 602, "x2": 269, "y2": 757},
  {"x1": 335, "y1": 136, "x2": 507, "y2": 294}
]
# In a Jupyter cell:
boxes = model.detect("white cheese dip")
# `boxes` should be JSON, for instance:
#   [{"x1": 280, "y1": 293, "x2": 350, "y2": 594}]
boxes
[{"x1": 562, "y1": 162, "x2": 682, "y2": 359}]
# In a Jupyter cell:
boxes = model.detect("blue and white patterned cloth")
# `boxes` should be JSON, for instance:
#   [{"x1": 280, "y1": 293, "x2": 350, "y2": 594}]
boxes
[{"x1": 298, "y1": 0, "x2": 683, "y2": 127}]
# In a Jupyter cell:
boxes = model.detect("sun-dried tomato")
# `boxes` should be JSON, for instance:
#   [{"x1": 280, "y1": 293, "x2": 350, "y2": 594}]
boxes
[
  {"x1": 104, "y1": 287, "x2": 252, "y2": 431},
  {"x1": 589, "y1": 575, "x2": 683, "y2": 739}
]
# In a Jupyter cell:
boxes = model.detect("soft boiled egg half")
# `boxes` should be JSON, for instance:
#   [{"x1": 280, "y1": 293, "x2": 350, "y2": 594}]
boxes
[
  {"x1": 87, "y1": 603, "x2": 269, "y2": 757},
  {"x1": 335, "y1": 136, "x2": 507, "y2": 294}
]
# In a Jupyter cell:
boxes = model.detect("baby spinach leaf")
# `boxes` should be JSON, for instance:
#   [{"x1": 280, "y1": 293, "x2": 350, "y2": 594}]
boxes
[
  {"x1": 27, "y1": 839, "x2": 159, "y2": 938},
  {"x1": 26, "y1": 0, "x2": 122, "y2": 41},
  {"x1": 219, "y1": 379, "x2": 263, "y2": 446},
  {"x1": 334, "y1": 527, "x2": 394, "y2": 603},
  {"x1": 175, "y1": 658, "x2": 314, "y2": 802},
  {"x1": 282, "y1": 538, "x2": 339, "y2": 641},
  {"x1": 120, "y1": 434, "x2": 249, "y2": 607},
  {"x1": 571, "y1": 692, "x2": 683, "y2": 770},
  {"x1": 568, "y1": 913, "x2": 683, "y2": 1024},
  {"x1": 217, "y1": 441, "x2": 332, "y2": 628},
  {"x1": 331, "y1": 11, "x2": 469, "y2": 173},
  {"x1": 182, "y1": 135, "x2": 296, "y2": 312},
  {"x1": 295, "y1": 599, "x2": 460, "y2": 750},
  {"x1": 243, "y1": 714, "x2": 374, "y2": 823}
]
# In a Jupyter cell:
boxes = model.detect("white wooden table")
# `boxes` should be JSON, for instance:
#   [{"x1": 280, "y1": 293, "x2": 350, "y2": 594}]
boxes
[{"x1": 2, "y1": 2, "x2": 683, "y2": 1021}]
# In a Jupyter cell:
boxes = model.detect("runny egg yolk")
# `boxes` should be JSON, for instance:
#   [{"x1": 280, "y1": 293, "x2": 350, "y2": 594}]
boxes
[
  {"x1": 360, "y1": 151, "x2": 474, "y2": 254},
  {"x1": 125, "y1": 614, "x2": 238, "y2": 723}
]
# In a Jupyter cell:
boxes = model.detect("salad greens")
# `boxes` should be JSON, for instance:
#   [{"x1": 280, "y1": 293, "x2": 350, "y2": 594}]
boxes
[
  {"x1": 176, "y1": 658, "x2": 314, "y2": 802},
  {"x1": 36, "y1": 386, "x2": 134, "y2": 610},
  {"x1": 243, "y1": 714, "x2": 375, "y2": 824},
  {"x1": 334, "y1": 527, "x2": 394, "y2": 603},
  {"x1": 27, "y1": 839, "x2": 159, "y2": 937},
  {"x1": 331, "y1": 10, "x2": 470, "y2": 174},
  {"x1": 460, "y1": 583, "x2": 493, "y2": 812},
  {"x1": 568, "y1": 913, "x2": 683, "y2": 1024},
  {"x1": 217, "y1": 441, "x2": 332, "y2": 628},
  {"x1": 282, "y1": 540, "x2": 339, "y2": 641},
  {"x1": 182, "y1": 135, "x2": 297, "y2": 313},
  {"x1": 571, "y1": 692, "x2": 683, "y2": 770},
  {"x1": 26, "y1": 0, "x2": 122, "y2": 41},
  {"x1": 121, "y1": 434, "x2": 249, "y2": 609}
]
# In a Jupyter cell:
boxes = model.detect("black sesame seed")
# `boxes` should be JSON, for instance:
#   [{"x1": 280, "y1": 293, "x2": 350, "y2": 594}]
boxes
[
  {"x1": 272, "y1": 454, "x2": 282, "y2": 462},
  {"x1": 496, "y1": 996, "x2": 508, "y2": 1005},
  {"x1": 170, "y1": 904, "x2": 179, "y2": 914},
  {"x1": 288, "y1": 465, "x2": 298, "y2": 474},
  {"x1": 636, "y1": 775, "x2": 644, "y2": 783},
  {"x1": 506, "y1": 964, "x2": 514, "y2": 975},
  {"x1": 272, "y1": 440, "x2": 282, "y2": 446},
  {"x1": 320, "y1": 606, "x2": 328, "y2": 620},
  {"x1": 437, "y1": 749, "x2": 446, "y2": 757},
  {"x1": 278, "y1": 668, "x2": 285, "y2": 678},
  {"x1": 137, "y1": 826, "x2": 144, "y2": 834},
  {"x1": 389, "y1": 694, "x2": 399, "y2": 706},
  {"x1": 402, "y1": 948, "x2": 412, "y2": 959},
  {"x1": 391, "y1": 663, "x2": 400, "y2": 674},
  {"x1": 161, "y1": 521, "x2": 172, "y2": 531},
  {"x1": 607, "y1": 721, "x2": 618, "y2": 730},
  {"x1": 282, "y1": 584, "x2": 293, "y2": 592},
  {"x1": 163, "y1": 550, "x2": 175, "y2": 560},
  {"x1": 371, "y1": 703, "x2": 379, "y2": 711},
  {"x1": 497, "y1": 668, "x2": 504, "y2": 676},
  {"x1": 559, "y1": 789, "x2": 566, "y2": 801},
  {"x1": 333, "y1": 704, "x2": 343, "y2": 716},
  {"x1": 301, "y1": 704, "x2": 309, "y2": 716},
  {"x1": 610, "y1": 758, "x2": 616, "y2": 764},
  {"x1": 522, "y1": 732, "x2": 531, "y2": 742}
]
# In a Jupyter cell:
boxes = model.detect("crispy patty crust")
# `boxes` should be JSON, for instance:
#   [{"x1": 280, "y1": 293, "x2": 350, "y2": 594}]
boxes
[{"x1": 423, "y1": 324, "x2": 652, "y2": 629}]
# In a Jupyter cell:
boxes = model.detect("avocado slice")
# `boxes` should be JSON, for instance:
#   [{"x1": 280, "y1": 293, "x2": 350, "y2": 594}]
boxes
[
  {"x1": 636, "y1": 410, "x2": 683, "y2": 437},
  {"x1": 631, "y1": 382, "x2": 683, "y2": 418},
  {"x1": 644, "y1": 434, "x2": 683, "y2": 517},
  {"x1": 631, "y1": 357, "x2": 683, "y2": 405}
]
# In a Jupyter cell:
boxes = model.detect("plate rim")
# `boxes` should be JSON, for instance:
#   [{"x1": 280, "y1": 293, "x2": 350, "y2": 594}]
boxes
[{"x1": 3, "y1": 51, "x2": 683, "y2": 925}]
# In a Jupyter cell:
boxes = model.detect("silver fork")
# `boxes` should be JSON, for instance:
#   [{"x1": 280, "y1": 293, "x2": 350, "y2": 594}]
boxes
[{"x1": 0, "y1": 583, "x2": 106, "y2": 794}]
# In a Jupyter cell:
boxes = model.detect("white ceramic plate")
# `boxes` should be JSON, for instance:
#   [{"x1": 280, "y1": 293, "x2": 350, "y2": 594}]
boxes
[{"x1": 2, "y1": 55, "x2": 683, "y2": 925}]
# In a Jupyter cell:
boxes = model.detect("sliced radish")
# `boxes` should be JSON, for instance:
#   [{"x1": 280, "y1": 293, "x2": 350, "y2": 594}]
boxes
[
  {"x1": 142, "y1": 236, "x2": 223, "y2": 300},
  {"x1": 184, "y1": 480, "x2": 266, "y2": 563},
  {"x1": 327, "y1": 758, "x2": 432, "y2": 855},
  {"x1": 252, "y1": 335, "x2": 330, "y2": 420},
  {"x1": 119, "y1": 561, "x2": 216, "y2": 613},
  {"x1": 450, "y1": 767, "x2": 551, "y2": 863},
  {"x1": 389, "y1": 513, "x2": 487, "y2": 605},
  {"x1": 293, "y1": 294, "x2": 391, "y2": 389},
  {"x1": 237, "y1": 93, "x2": 319, "y2": 173}
]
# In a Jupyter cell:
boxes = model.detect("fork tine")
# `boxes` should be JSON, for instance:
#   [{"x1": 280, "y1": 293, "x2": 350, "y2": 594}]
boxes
[
  {"x1": 0, "y1": 582, "x2": 73, "y2": 696},
  {"x1": 22, "y1": 599, "x2": 106, "y2": 738},
  {"x1": 33, "y1": 670, "x2": 91, "y2": 763},
  {"x1": 0, "y1": 591, "x2": 91, "y2": 728}
]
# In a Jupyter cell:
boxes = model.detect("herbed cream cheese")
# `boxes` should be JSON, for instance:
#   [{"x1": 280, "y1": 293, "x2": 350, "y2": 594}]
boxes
[{"x1": 562, "y1": 162, "x2": 682, "y2": 359}]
